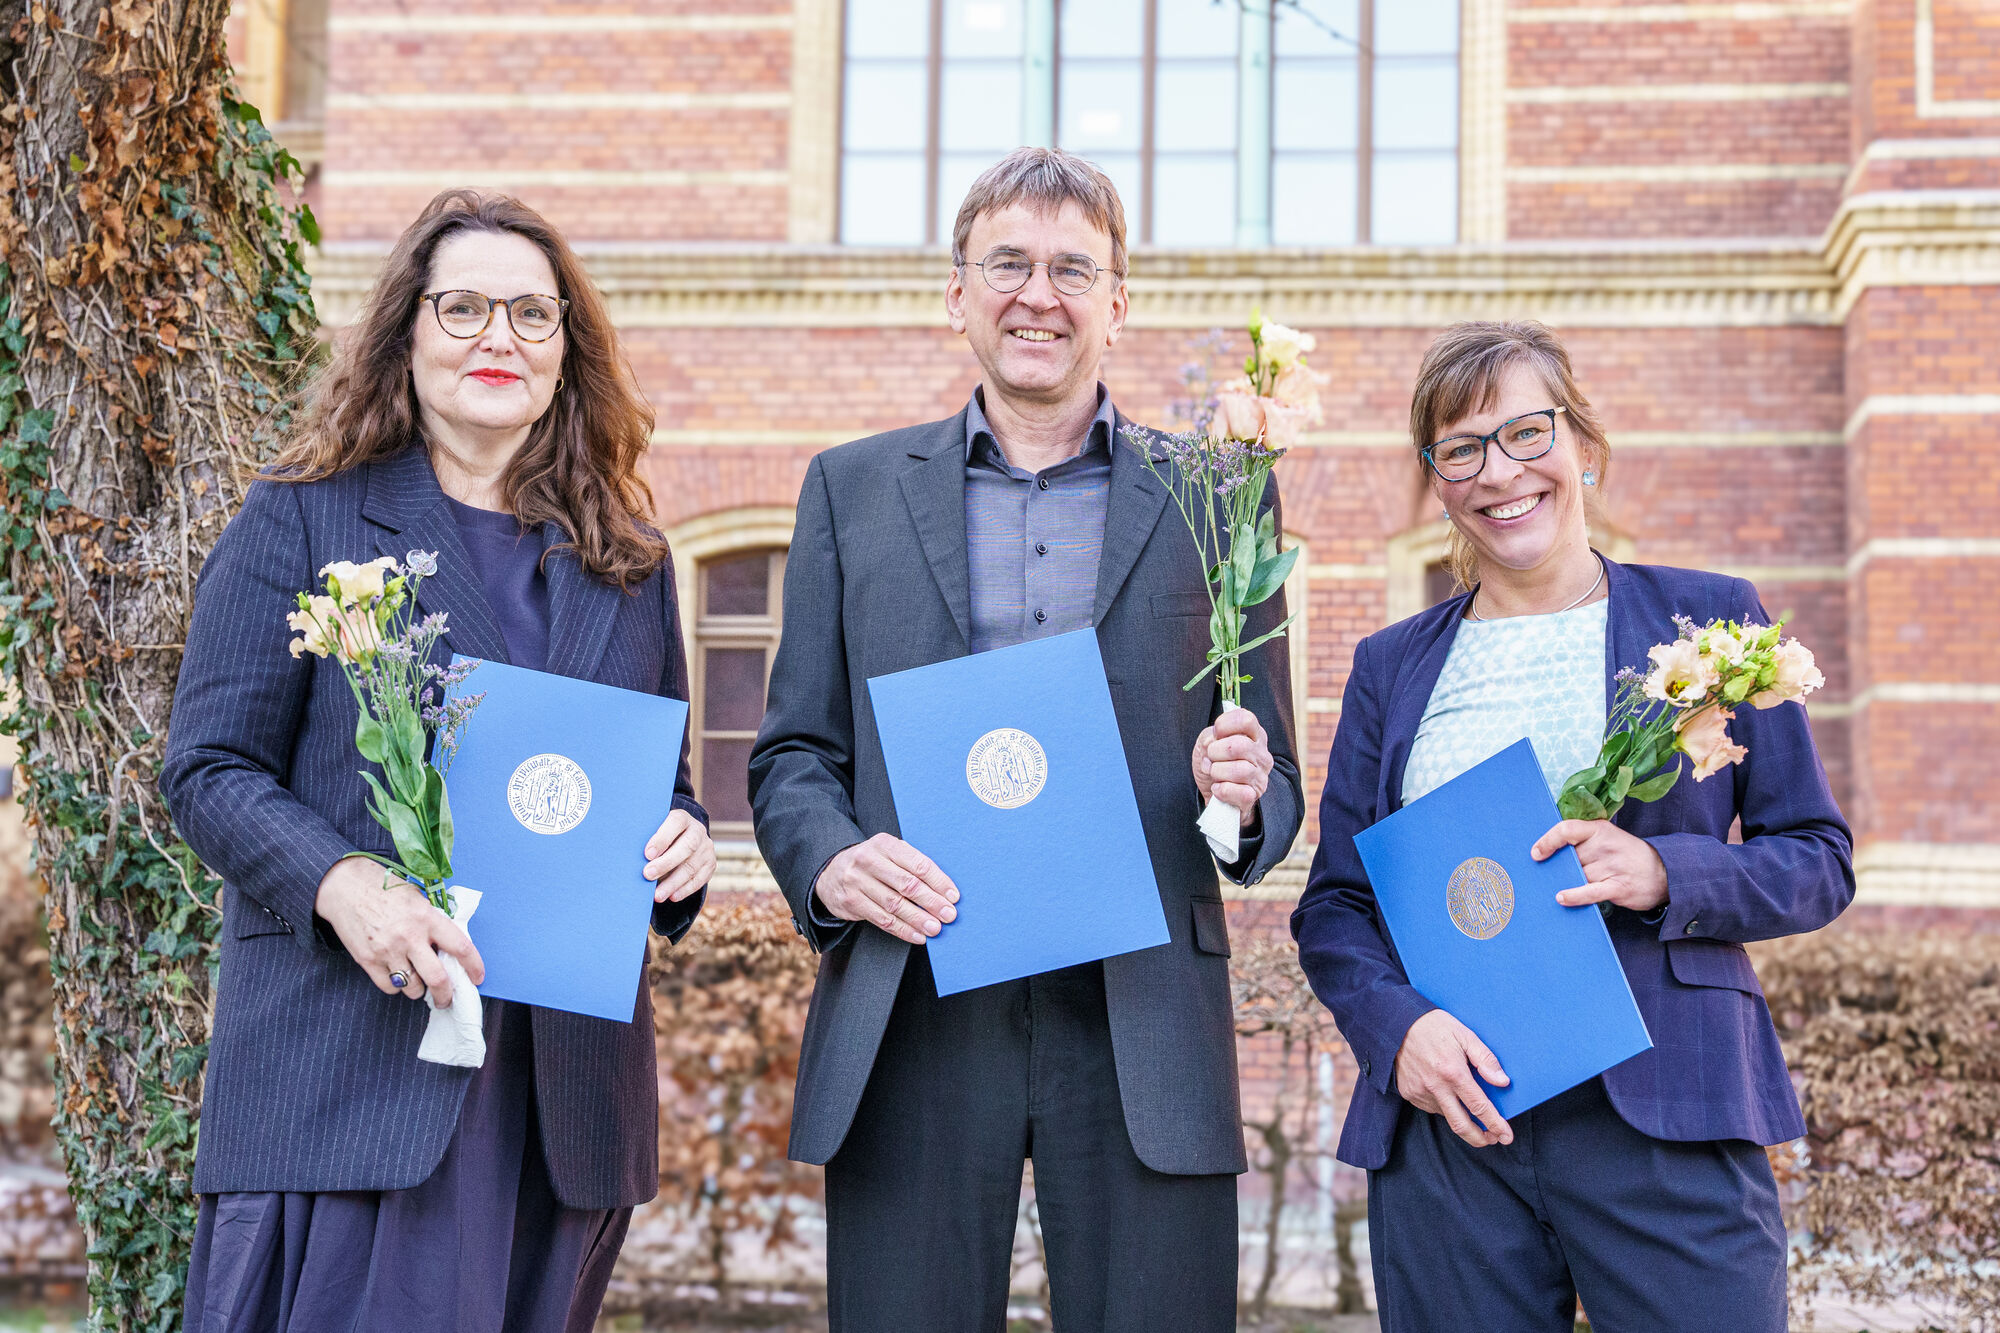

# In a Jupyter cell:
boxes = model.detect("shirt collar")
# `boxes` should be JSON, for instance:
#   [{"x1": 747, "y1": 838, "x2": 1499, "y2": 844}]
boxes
[{"x1": 965, "y1": 383, "x2": 1116, "y2": 467}]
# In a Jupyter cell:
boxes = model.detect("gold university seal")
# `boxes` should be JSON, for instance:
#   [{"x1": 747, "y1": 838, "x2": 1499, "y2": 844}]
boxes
[
  {"x1": 1446, "y1": 856, "x2": 1514, "y2": 940},
  {"x1": 507, "y1": 752, "x2": 592, "y2": 836},
  {"x1": 965, "y1": 728, "x2": 1048, "y2": 810}
]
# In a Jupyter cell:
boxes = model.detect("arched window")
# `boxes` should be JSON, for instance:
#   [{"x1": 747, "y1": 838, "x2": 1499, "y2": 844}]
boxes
[{"x1": 665, "y1": 510, "x2": 797, "y2": 841}]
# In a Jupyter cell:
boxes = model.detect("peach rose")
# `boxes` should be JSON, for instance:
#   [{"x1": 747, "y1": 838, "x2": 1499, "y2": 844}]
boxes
[
  {"x1": 1675, "y1": 705, "x2": 1748, "y2": 782},
  {"x1": 1749, "y1": 638, "x2": 1825, "y2": 709},
  {"x1": 1209, "y1": 388, "x2": 1269, "y2": 445}
]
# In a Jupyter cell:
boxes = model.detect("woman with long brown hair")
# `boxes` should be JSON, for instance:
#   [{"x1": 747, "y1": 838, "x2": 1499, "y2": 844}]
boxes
[{"x1": 163, "y1": 190, "x2": 715, "y2": 1331}]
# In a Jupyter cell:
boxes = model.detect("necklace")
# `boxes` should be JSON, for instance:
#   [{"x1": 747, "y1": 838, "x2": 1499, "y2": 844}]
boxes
[{"x1": 1467, "y1": 554, "x2": 1605, "y2": 622}]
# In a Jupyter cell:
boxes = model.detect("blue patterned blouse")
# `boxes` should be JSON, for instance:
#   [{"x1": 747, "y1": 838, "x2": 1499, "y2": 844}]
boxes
[{"x1": 1401, "y1": 597, "x2": 1608, "y2": 806}]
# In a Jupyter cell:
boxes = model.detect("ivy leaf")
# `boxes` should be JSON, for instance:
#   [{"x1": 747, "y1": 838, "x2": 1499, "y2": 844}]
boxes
[{"x1": 168, "y1": 1043, "x2": 209, "y2": 1085}]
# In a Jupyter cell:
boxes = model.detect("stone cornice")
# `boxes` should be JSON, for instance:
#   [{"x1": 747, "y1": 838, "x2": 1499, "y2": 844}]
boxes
[{"x1": 306, "y1": 194, "x2": 1999, "y2": 330}]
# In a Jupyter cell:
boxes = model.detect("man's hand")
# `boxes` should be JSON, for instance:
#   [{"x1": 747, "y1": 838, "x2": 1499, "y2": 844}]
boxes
[
  {"x1": 1394, "y1": 1010, "x2": 1513, "y2": 1147},
  {"x1": 1534, "y1": 820, "x2": 1670, "y2": 913},
  {"x1": 1192, "y1": 707, "x2": 1273, "y2": 829},
  {"x1": 814, "y1": 833, "x2": 960, "y2": 946}
]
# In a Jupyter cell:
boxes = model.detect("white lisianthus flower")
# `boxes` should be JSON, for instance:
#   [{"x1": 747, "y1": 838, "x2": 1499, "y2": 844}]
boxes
[
  {"x1": 1749, "y1": 638, "x2": 1825, "y2": 709},
  {"x1": 1257, "y1": 321, "x2": 1315, "y2": 374},
  {"x1": 1643, "y1": 637, "x2": 1719, "y2": 706},
  {"x1": 320, "y1": 556, "x2": 399, "y2": 606}
]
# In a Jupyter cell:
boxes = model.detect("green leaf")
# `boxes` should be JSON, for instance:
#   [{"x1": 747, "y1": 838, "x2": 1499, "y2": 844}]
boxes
[
  {"x1": 1557, "y1": 787, "x2": 1609, "y2": 821},
  {"x1": 1256, "y1": 508, "x2": 1275, "y2": 551},
  {"x1": 434, "y1": 772, "x2": 455, "y2": 869},
  {"x1": 1242, "y1": 546, "x2": 1299, "y2": 606},
  {"x1": 354, "y1": 709, "x2": 387, "y2": 764},
  {"x1": 1230, "y1": 610, "x2": 1299, "y2": 659},
  {"x1": 1607, "y1": 764, "x2": 1635, "y2": 804},
  {"x1": 1626, "y1": 768, "x2": 1681, "y2": 803},
  {"x1": 1230, "y1": 521, "x2": 1258, "y2": 590}
]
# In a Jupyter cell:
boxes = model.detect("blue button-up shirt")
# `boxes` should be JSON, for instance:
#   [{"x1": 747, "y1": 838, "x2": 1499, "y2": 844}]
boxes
[{"x1": 963, "y1": 384, "x2": 1116, "y2": 654}]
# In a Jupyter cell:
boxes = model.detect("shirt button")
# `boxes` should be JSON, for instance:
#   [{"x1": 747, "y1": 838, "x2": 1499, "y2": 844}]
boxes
[
  {"x1": 1684, "y1": 920, "x2": 1699, "y2": 935},
  {"x1": 1037, "y1": 476, "x2": 1050, "y2": 490},
  {"x1": 1034, "y1": 609, "x2": 1047, "y2": 623},
  {"x1": 1035, "y1": 542, "x2": 1048, "y2": 556}
]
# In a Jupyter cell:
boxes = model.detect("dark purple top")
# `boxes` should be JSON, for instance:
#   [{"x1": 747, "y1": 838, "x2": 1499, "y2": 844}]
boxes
[{"x1": 446, "y1": 496, "x2": 551, "y2": 672}]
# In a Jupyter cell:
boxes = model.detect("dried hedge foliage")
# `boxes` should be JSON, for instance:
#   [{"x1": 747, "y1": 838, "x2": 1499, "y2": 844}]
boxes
[
  {"x1": 651, "y1": 897, "x2": 823, "y2": 1293},
  {"x1": 1755, "y1": 929, "x2": 2000, "y2": 1331}
]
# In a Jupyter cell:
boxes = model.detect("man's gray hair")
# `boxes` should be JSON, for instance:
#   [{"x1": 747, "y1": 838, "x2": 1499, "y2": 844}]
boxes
[{"x1": 951, "y1": 147, "x2": 1129, "y2": 277}]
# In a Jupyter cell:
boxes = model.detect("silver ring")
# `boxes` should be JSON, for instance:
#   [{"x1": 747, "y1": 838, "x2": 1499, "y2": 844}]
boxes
[{"x1": 389, "y1": 971, "x2": 409, "y2": 989}]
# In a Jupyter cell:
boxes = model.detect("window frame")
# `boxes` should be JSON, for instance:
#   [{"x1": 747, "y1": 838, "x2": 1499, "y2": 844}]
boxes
[{"x1": 836, "y1": 0, "x2": 1461, "y2": 247}]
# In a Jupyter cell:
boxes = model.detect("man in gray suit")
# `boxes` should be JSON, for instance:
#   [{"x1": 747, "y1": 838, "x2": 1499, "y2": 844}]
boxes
[{"x1": 749, "y1": 147, "x2": 1302, "y2": 1332}]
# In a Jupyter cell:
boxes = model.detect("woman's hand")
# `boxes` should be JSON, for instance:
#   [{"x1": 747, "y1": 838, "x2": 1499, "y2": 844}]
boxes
[
  {"x1": 644, "y1": 808, "x2": 715, "y2": 904},
  {"x1": 1192, "y1": 707, "x2": 1273, "y2": 828},
  {"x1": 1533, "y1": 819, "x2": 1670, "y2": 913},
  {"x1": 1393, "y1": 1009, "x2": 1513, "y2": 1148},
  {"x1": 313, "y1": 856, "x2": 484, "y2": 1006}
]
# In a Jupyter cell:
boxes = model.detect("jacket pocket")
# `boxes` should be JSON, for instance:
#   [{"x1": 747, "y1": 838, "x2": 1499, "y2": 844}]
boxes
[
  {"x1": 230, "y1": 897, "x2": 295, "y2": 940},
  {"x1": 1191, "y1": 895, "x2": 1231, "y2": 956},
  {"x1": 1666, "y1": 938, "x2": 1763, "y2": 995},
  {"x1": 1152, "y1": 590, "x2": 1212, "y2": 618}
]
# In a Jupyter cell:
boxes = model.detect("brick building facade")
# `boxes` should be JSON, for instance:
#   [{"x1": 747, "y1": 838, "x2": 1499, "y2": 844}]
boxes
[{"x1": 227, "y1": 0, "x2": 1999, "y2": 910}]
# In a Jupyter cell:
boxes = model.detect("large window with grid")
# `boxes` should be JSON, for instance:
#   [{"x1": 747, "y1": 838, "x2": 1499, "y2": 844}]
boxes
[
  {"x1": 691, "y1": 549, "x2": 787, "y2": 838},
  {"x1": 839, "y1": 0, "x2": 1459, "y2": 247}
]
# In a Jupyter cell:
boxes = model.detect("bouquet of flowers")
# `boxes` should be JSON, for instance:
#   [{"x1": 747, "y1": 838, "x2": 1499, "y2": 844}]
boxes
[
  {"x1": 288, "y1": 552, "x2": 488, "y2": 1065},
  {"x1": 1557, "y1": 615, "x2": 1823, "y2": 822},
  {"x1": 1126, "y1": 310, "x2": 1325, "y2": 859}
]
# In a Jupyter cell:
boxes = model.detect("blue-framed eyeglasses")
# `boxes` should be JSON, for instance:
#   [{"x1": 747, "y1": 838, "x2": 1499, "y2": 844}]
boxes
[{"x1": 1422, "y1": 407, "x2": 1567, "y2": 482}]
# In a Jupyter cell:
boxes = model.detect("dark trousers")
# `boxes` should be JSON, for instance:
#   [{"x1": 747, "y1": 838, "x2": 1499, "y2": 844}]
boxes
[
  {"x1": 1368, "y1": 1076, "x2": 1786, "y2": 1333},
  {"x1": 824, "y1": 950, "x2": 1237, "y2": 1333}
]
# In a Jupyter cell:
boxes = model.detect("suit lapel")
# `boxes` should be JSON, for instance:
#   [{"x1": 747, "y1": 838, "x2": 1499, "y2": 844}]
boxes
[
  {"x1": 1092, "y1": 412, "x2": 1170, "y2": 623},
  {"x1": 898, "y1": 410, "x2": 975, "y2": 653},
  {"x1": 361, "y1": 449, "x2": 511, "y2": 667},
  {"x1": 541, "y1": 522, "x2": 621, "y2": 681}
]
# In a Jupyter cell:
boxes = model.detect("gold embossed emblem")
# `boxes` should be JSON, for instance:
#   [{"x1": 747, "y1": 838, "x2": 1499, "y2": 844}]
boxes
[
  {"x1": 508, "y1": 753, "x2": 593, "y2": 836},
  {"x1": 1446, "y1": 857, "x2": 1514, "y2": 940},
  {"x1": 965, "y1": 728, "x2": 1048, "y2": 810}
]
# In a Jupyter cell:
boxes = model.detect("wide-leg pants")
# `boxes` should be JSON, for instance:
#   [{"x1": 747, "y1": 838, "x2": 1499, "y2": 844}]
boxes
[
  {"x1": 1368, "y1": 1076, "x2": 1787, "y2": 1333},
  {"x1": 824, "y1": 949, "x2": 1238, "y2": 1333}
]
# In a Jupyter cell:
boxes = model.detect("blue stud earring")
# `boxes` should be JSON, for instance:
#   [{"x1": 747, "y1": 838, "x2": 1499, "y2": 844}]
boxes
[{"x1": 1581, "y1": 470, "x2": 1598, "y2": 486}]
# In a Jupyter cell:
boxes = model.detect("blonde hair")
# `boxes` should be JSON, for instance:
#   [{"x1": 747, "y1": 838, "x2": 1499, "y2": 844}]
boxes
[
  {"x1": 1409, "y1": 321, "x2": 1612, "y2": 590},
  {"x1": 951, "y1": 147, "x2": 1128, "y2": 277}
]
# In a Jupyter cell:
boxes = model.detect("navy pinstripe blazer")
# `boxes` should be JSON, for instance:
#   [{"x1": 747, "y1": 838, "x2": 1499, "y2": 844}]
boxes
[
  {"x1": 1292, "y1": 560, "x2": 1854, "y2": 1170},
  {"x1": 749, "y1": 409, "x2": 1304, "y2": 1175},
  {"x1": 161, "y1": 446, "x2": 705, "y2": 1208}
]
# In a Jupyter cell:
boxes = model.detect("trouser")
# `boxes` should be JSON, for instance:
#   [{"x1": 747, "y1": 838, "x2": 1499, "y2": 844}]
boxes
[
  {"x1": 1368, "y1": 1075, "x2": 1787, "y2": 1333},
  {"x1": 824, "y1": 949, "x2": 1238, "y2": 1333}
]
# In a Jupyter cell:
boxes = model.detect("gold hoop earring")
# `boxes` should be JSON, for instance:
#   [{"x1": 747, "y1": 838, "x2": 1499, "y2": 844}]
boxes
[{"x1": 555, "y1": 375, "x2": 565, "y2": 392}]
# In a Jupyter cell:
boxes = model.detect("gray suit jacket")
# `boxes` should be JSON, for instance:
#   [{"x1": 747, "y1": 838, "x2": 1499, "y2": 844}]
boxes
[
  {"x1": 161, "y1": 447, "x2": 704, "y2": 1208},
  {"x1": 749, "y1": 407, "x2": 1303, "y2": 1175}
]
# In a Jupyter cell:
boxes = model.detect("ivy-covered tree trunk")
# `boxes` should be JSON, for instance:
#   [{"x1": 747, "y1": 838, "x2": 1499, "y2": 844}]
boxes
[{"x1": 0, "y1": 3, "x2": 316, "y2": 1327}]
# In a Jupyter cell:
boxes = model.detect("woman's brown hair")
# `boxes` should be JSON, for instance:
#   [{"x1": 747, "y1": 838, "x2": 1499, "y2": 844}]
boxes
[
  {"x1": 268, "y1": 189, "x2": 669, "y2": 588},
  {"x1": 1409, "y1": 320, "x2": 1612, "y2": 591}
]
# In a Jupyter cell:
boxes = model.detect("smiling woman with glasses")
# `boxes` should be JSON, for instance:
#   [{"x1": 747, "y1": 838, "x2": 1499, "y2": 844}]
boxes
[
  {"x1": 1291, "y1": 320, "x2": 1851, "y2": 1333},
  {"x1": 165, "y1": 189, "x2": 714, "y2": 1333}
]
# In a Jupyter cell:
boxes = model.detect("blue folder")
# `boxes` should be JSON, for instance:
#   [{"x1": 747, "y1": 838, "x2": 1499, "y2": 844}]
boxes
[
  {"x1": 866, "y1": 629, "x2": 1170, "y2": 997},
  {"x1": 1353, "y1": 738, "x2": 1652, "y2": 1118},
  {"x1": 443, "y1": 657, "x2": 689, "y2": 1021}
]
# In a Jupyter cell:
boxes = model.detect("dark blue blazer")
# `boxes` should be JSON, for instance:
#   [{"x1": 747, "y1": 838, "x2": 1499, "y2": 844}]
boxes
[
  {"x1": 1291, "y1": 559, "x2": 1853, "y2": 1170},
  {"x1": 160, "y1": 447, "x2": 705, "y2": 1208}
]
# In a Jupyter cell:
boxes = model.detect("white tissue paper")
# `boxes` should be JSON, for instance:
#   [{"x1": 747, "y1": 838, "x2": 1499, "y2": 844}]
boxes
[
  {"x1": 1198, "y1": 701, "x2": 1244, "y2": 863},
  {"x1": 417, "y1": 887, "x2": 486, "y2": 1068}
]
